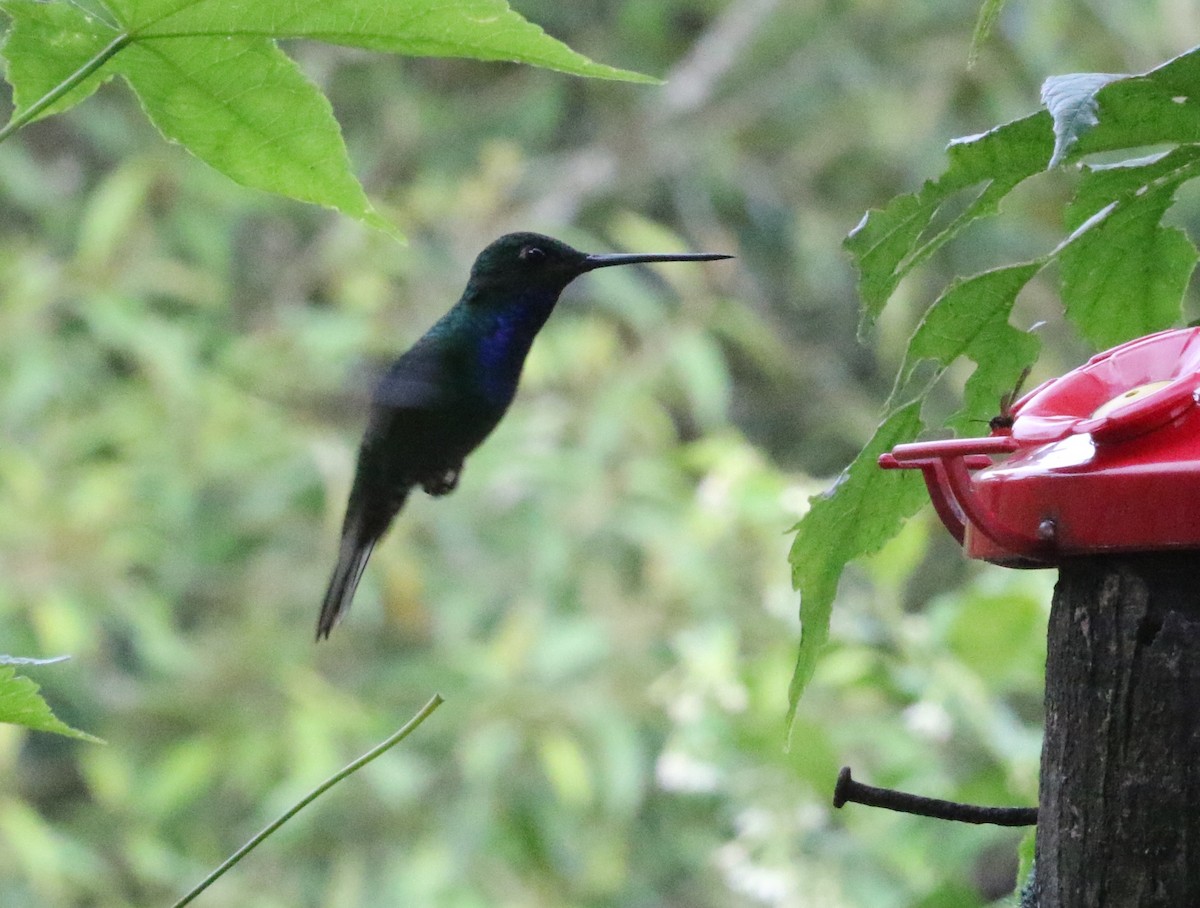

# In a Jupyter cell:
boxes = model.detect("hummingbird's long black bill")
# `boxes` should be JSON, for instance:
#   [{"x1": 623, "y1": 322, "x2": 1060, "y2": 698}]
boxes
[{"x1": 581, "y1": 251, "x2": 733, "y2": 271}]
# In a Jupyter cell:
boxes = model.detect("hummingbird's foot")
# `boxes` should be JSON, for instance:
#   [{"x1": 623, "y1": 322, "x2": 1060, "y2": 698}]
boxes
[{"x1": 421, "y1": 465, "x2": 462, "y2": 497}]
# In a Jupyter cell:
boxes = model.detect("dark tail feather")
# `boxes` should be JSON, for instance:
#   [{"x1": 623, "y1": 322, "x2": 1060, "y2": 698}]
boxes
[
  {"x1": 316, "y1": 526, "x2": 377, "y2": 640},
  {"x1": 317, "y1": 480, "x2": 411, "y2": 640}
]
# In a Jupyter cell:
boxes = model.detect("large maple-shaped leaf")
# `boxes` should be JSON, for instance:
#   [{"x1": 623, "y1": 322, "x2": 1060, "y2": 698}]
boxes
[{"x1": 0, "y1": 0, "x2": 654, "y2": 231}]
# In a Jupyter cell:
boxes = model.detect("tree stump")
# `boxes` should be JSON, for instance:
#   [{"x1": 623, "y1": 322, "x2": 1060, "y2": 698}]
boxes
[{"x1": 1036, "y1": 554, "x2": 1200, "y2": 906}]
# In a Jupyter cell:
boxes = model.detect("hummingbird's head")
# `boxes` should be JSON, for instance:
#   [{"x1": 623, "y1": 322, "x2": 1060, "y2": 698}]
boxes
[
  {"x1": 465, "y1": 232, "x2": 733, "y2": 300},
  {"x1": 466, "y1": 232, "x2": 590, "y2": 296}
]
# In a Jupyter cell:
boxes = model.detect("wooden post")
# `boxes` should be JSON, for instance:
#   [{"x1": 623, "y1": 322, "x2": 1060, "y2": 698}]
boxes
[{"x1": 1036, "y1": 554, "x2": 1200, "y2": 906}]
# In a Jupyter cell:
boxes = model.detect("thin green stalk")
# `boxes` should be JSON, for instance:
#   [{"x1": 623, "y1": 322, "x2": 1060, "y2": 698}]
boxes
[
  {"x1": 171, "y1": 693, "x2": 445, "y2": 908},
  {"x1": 0, "y1": 32, "x2": 131, "y2": 144}
]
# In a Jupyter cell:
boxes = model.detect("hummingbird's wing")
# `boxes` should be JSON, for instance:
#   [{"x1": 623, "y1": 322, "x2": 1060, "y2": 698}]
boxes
[
  {"x1": 370, "y1": 374, "x2": 444, "y2": 412},
  {"x1": 361, "y1": 360, "x2": 457, "y2": 484},
  {"x1": 369, "y1": 339, "x2": 455, "y2": 410}
]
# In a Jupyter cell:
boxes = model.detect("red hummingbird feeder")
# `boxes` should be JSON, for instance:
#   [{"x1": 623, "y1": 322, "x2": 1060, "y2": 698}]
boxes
[{"x1": 879, "y1": 327, "x2": 1200, "y2": 567}]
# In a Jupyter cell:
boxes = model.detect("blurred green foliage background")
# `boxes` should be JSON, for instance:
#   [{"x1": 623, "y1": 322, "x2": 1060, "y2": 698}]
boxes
[{"x1": 1, "y1": 1, "x2": 1198, "y2": 905}]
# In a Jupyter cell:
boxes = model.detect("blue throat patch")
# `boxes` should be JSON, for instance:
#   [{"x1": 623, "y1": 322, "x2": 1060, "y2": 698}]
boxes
[{"x1": 474, "y1": 288, "x2": 558, "y2": 406}]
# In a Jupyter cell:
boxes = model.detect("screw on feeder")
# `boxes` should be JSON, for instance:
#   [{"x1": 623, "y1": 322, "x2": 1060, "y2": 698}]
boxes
[
  {"x1": 1038, "y1": 518, "x2": 1057, "y2": 543},
  {"x1": 832, "y1": 766, "x2": 1038, "y2": 827}
]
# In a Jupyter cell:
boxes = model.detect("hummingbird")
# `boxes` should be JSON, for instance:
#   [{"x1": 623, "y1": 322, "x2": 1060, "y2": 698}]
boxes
[{"x1": 317, "y1": 232, "x2": 732, "y2": 638}]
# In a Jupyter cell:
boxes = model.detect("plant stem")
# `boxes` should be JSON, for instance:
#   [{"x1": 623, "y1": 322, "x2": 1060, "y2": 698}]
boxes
[
  {"x1": 0, "y1": 33, "x2": 132, "y2": 145},
  {"x1": 171, "y1": 693, "x2": 445, "y2": 908}
]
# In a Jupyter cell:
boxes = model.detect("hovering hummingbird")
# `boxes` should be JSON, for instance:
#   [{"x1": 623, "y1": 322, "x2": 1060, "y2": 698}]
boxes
[{"x1": 317, "y1": 232, "x2": 732, "y2": 638}]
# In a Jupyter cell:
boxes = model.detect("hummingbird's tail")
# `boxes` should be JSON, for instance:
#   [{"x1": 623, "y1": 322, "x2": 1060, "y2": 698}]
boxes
[
  {"x1": 316, "y1": 490, "x2": 408, "y2": 640},
  {"x1": 316, "y1": 530, "x2": 376, "y2": 640}
]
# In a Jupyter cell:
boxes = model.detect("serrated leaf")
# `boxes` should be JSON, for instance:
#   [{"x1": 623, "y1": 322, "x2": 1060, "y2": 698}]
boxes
[
  {"x1": 1041, "y1": 72, "x2": 1124, "y2": 167},
  {"x1": 787, "y1": 401, "x2": 928, "y2": 726},
  {"x1": 1058, "y1": 181, "x2": 1198, "y2": 348},
  {"x1": 1066, "y1": 145, "x2": 1200, "y2": 230},
  {"x1": 850, "y1": 45, "x2": 1200, "y2": 331},
  {"x1": 903, "y1": 262, "x2": 1043, "y2": 429},
  {"x1": 1074, "y1": 45, "x2": 1200, "y2": 156},
  {"x1": 942, "y1": 111, "x2": 1055, "y2": 188},
  {"x1": 0, "y1": 665, "x2": 103, "y2": 743},
  {"x1": 845, "y1": 193, "x2": 931, "y2": 324},
  {"x1": 905, "y1": 263, "x2": 1042, "y2": 368},
  {"x1": 846, "y1": 112, "x2": 1052, "y2": 329},
  {"x1": 0, "y1": 0, "x2": 654, "y2": 230}
]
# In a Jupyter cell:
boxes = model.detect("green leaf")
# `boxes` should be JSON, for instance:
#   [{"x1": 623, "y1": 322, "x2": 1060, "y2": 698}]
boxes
[
  {"x1": 0, "y1": 665, "x2": 103, "y2": 743},
  {"x1": 1041, "y1": 72, "x2": 1124, "y2": 167},
  {"x1": 903, "y1": 262, "x2": 1043, "y2": 429},
  {"x1": 1074, "y1": 45, "x2": 1200, "y2": 157},
  {"x1": 126, "y1": 0, "x2": 656, "y2": 81},
  {"x1": 1059, "y1": 180, "x2": 1198, "y2": 348},
  {"x1": 121, "y1": 36, "x2": 389, "y2": 228},
  {"x1": 1065, "y1": 147, "x2": 1200, "y2": 230},
  {"x1": 787, "y1": 400, "x2": 928, "y2": 727},
  {"x1": 1046, "y1": 48, "x2": 1200, "y2": 347},
  {"x1": 0, "y1": 0, "x2": 117, "y2": 119},
  {"x1": 905, "y1": 263, "x2": 1041, "y2": 367},
  {"x1": 846, "y1": 112, "x2": 1051, "y2": 329},
  {"x1": 0, "y1": 0, "x2": 655, "y2": 230},
  {"x1": 1039, "y1": 45, "x2": 1200, "y2": 168}
]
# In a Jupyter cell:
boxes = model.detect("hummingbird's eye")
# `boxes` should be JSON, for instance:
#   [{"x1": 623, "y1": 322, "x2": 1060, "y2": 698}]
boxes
[{"x1": 519, "y1": 246, "x2": 546, "y2": 263}]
